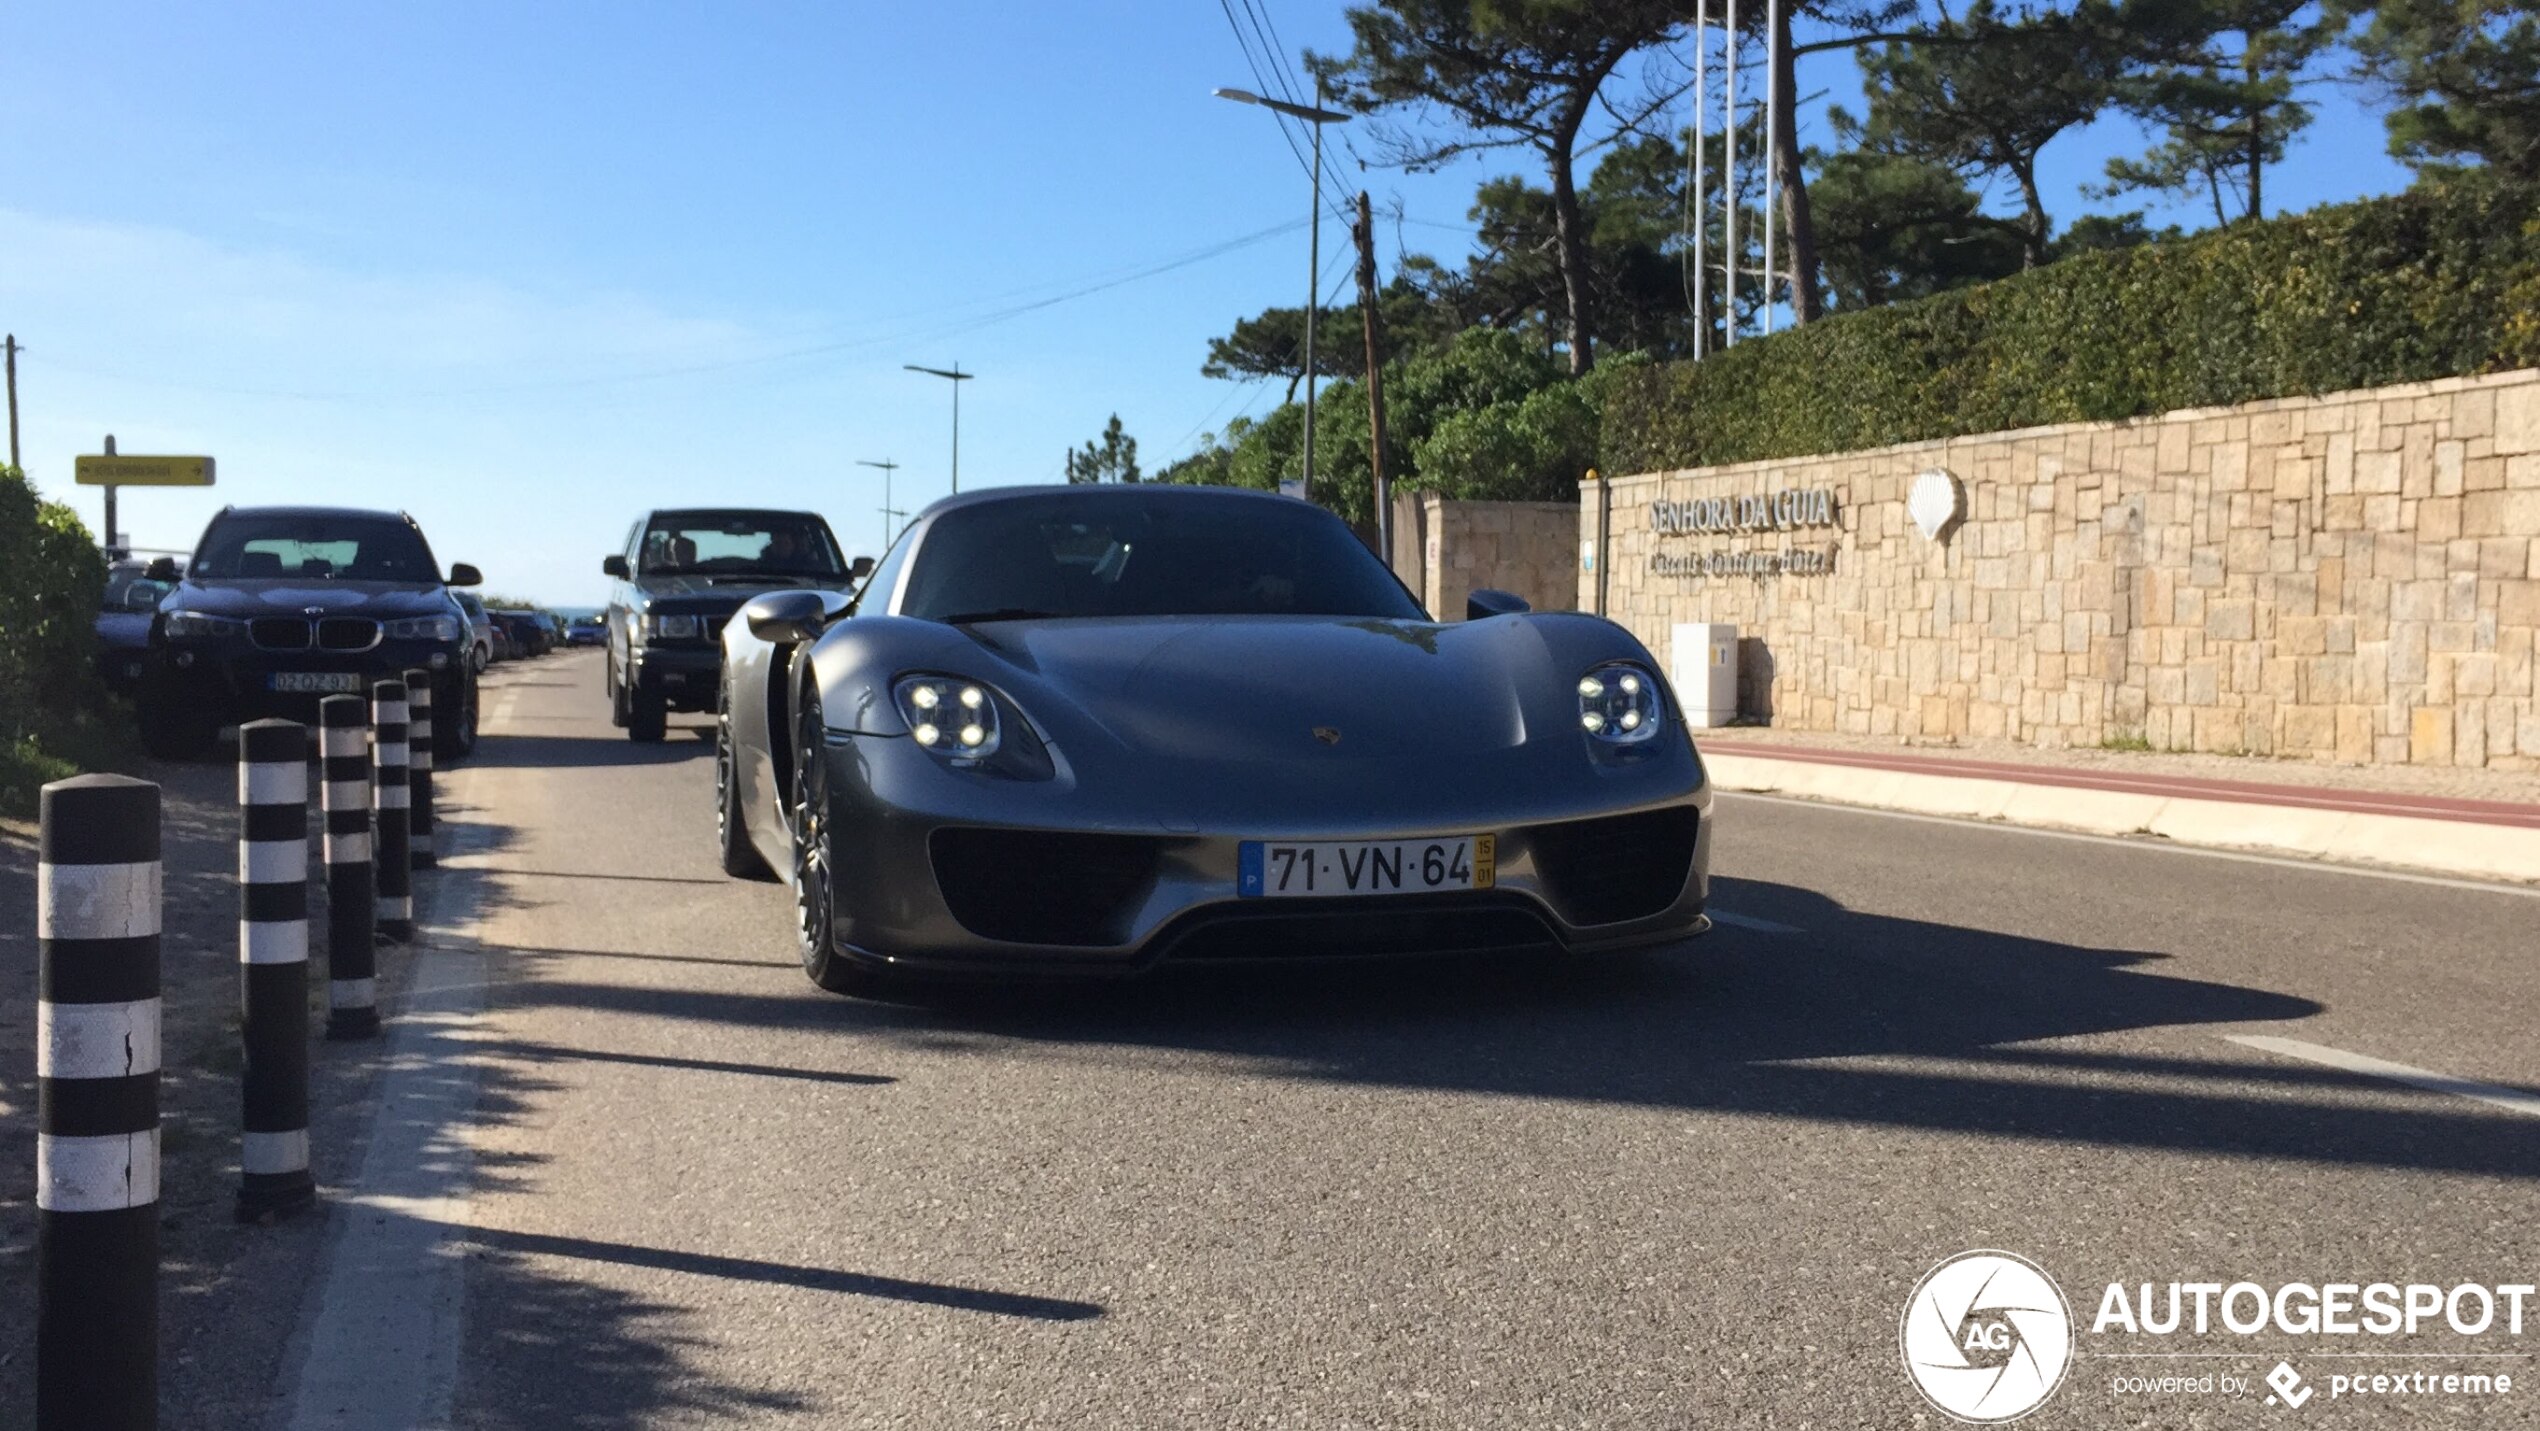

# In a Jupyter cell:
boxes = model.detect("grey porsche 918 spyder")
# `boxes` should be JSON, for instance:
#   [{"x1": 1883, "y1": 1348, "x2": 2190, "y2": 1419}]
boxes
[{"x1": 715, "y1": 483, "x2": 1713, "y2": 997}]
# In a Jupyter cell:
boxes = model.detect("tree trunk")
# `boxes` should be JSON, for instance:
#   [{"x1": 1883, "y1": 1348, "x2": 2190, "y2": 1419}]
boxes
[
  {"x1": 2244, "y1": 33, "x2": 2264, "y2": 221},
  {"x1": 1768, "y1": 7, "x2": 1825, "y2": 323},
  {"x1": 2011, "y1": 160, "x2": 2049, "y2": 269},
  {"x1": 1546, "y1": 126, "x2": 1596, "y2": 377}
]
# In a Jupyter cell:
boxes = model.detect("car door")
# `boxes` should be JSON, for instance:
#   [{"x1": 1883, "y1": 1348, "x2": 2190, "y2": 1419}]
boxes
[{"x1": 607, "y1": 518, "x2": 642, "y2": 685}]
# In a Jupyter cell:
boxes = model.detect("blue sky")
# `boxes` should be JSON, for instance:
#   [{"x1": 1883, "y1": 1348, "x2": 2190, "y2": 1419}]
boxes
[{"x1": 3, "y1": 2, "x2": 2411, "y2": 603}]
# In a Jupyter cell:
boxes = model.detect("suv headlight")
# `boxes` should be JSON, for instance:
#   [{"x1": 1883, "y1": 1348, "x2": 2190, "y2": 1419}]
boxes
[
  {"x1": 893, "y1": 674, "x2": 1002, "y2": 759},
  {"x1": 162, "y1": 611, "x2": 242, "y2": 639},
  {"x1": 644, "y1": 614, "x2": 703, "y2": 640},
  {"x1": 385, "y1": 615, "x2": 460, "y2": 641},
  {"x1": 1578, "y1": 662, "x2": 1663, "y2": 744}
]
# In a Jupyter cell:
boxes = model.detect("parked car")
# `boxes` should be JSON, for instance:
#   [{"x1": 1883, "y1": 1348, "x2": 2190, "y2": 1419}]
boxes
[
  {"x1": 491, "y1": 610, "x2": 550, "y2": 657},
  {"x1": 137, "y1": 505, "x2": 482, "y2": 761},
  {"x1": 603, "y1": 508, "x2": 862, "y2": 742},
  {"x1": 454, "y1": 590, "x2": 496, "y2": 673},
  {"x1": 488, "y1": 621, "x2": 514, "y2": 663},
  {"x1": 714, "y1": 484, "x2": 1712, "y2": 998},
  {"x1": 97, "y1": 558, "x2": 180, "y2": 695},
  {"x1": 564, "y1": 614, "x2": 606, "y2": 647}
]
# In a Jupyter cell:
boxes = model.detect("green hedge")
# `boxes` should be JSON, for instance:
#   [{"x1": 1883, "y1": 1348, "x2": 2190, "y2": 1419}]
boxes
[
  {"x1": 1602, "y1": 174, "x2": 2540, "y2": 475},
  {"x1": 0, "y1": 466, "x2": 121, "y2": 815}
]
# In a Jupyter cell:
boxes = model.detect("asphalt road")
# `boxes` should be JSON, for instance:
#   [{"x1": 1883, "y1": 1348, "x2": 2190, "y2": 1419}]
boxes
[{"x1": 289, "y1": 648, "x2": 2539, "y2": 1430}]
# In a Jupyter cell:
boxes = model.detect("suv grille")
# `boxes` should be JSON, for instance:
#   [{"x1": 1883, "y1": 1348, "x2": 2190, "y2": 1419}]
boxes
[
  {"x1": 929, "y1": 828, "x2": 1162, "y2": 946},
  {"x1": 250, "y1": 619, "x2": 311, "y2": 650},
  {"x1": 318, "y1": 618, "x2": 381, "y2": 651},
  {"x1": 1525, "y1": 806, "x2": 1700, "y2": 926}
]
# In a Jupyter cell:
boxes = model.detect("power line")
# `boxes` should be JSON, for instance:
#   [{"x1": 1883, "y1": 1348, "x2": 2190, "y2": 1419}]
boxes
[
  {"x1": 1215, "y1": 0, "x2": 1357, "y2": 225},
  {"x1": 44, "y1": 217, "x2": 1312, "y2": 407}
]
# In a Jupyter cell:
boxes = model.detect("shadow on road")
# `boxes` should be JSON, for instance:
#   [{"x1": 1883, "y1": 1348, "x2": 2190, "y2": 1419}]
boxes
[
  {"x1": 474, "y1": 875, "x2": 2540, "y2": 1181},
  {"x1": 459, "y1": 729, "x2": 712, "y2": 771}
]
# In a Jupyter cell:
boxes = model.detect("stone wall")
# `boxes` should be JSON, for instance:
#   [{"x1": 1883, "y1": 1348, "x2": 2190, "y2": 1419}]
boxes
[
  {"x1": 1580, "y1": 369, "x2": 2540, "y2": 769},
  {"x1": 1422, "y1": 497, "x2": 1578, "y2": 621}
]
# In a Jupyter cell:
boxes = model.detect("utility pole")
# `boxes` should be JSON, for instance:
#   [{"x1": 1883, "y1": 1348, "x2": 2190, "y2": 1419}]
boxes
[
  {"x1": 904, "y1": 364, "x2": 971, "y2": 494},
  {"x1": 1212, "y1": 84, "x2": 1350, "y2": 503},
  {"x1": 5, "y1": 334, "x2": 19, "y2": 469},
  {"x1": 102, "y1": 434, "x2": 119, "y2": 557},
  {"x1": 855, "y1": 459, "x2": 899, "y2": 550},
  {"x1": 1352, "y1": 192, "x2": 1393, "y2": 566}
]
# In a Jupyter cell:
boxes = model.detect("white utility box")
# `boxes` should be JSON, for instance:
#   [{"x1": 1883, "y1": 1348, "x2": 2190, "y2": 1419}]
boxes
[{"x1": 1671, "y1": 623, "x2": 1739, "y2": 727}]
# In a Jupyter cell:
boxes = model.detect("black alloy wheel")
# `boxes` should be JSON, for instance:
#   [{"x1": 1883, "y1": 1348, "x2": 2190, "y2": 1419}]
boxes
[
  {"x1": 791, "y1": 683, "x2": 881, "y2": 996},
  {"x1": 436, "y1": 667, "x2": 479, "y2": 762}
]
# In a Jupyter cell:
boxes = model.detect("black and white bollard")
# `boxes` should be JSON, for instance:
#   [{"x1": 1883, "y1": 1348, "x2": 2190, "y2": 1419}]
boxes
[
  {"x1": 236, "y1": 719, "x2": 316, "y2": 1222},
  {"x1": 403, "y1": 667, "x2": 437, "y2": 870},
  {"x1": 36, "y1": 774, "x2": 161, "y2": 1430},
  {"x1": 372, "y1": 679, "x2": 413, "y2": 944},
  {"x1": 320, "y1": 694, "x2": 379, "y2": 1039}
]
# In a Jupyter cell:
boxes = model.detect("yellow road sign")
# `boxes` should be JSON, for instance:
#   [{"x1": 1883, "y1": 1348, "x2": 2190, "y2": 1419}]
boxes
[{"x1": 75, "y1": 455, "x2": 215, "y2": 487}]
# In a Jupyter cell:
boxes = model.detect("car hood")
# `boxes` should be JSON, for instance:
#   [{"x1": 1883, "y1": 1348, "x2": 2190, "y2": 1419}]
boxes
[
  {"x1": 636, "y1": 574, "x2": 844, "y2": 610},
  {"x1": 967, "y1": 615, "x2": 1547, "y2": 760},
  {"x1": 170, "y1": 580, "x2": 453, "y2": 619}
]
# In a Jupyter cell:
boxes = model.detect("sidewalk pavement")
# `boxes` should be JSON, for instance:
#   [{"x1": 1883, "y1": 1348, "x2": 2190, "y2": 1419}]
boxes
[{"x1": 1698, "y1": 738, "x2": 2540, "y2": 886}]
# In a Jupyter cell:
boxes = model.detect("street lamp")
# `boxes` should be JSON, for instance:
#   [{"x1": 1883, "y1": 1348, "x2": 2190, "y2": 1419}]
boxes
[
  {"x1": 903, "y1": 363, "x2": 972, "y2": 495},
  {"x1": 855, "y1": 459, "x2": 900, "y2": 549},
  {"x1": 1214, "y1": 84, "x2": 1350, "y2": 503}
]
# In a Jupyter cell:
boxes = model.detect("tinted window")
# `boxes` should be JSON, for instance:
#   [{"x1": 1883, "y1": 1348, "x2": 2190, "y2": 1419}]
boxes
[
  {"x1": 194, "y1": 513, "x2": 438, "y2": 582},
  {"x1": 848, "y1": 525, "x2": 916, "y2": 616},
  {"x1": 898, "y1": 493, "x2": 1423, "y2": 622},
  {"x1": 639, "y1": 511, "x2": 842, "y2": 578}
]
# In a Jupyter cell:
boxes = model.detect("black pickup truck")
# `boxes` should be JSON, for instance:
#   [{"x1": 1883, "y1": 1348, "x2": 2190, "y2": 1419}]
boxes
[
  {"x1": 601, "y1": 508, "x2": 867, "y2": 741},
  {"x1": 138, "y1": 505, "x2": 483, "y2": 760}
]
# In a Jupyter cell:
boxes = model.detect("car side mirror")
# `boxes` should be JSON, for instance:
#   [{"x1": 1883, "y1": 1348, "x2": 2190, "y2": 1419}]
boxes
[
  {"x1": 744, "y1": 590, "x2": 830, "y2": 644},
  {"x1": 144, "y1": 556, "x2": 179, "y2": 582},
  {"x1": 601, "y1": 555, "x2": 629, "y2": 579},
  {"x1": 448, "y1": 563, "x2": 483, "y2": 587},
  {"x1": 849, "y1": 555, "x2": 876, "y2": 582},
  {"x1": 1466, "y1": 588, "x2": 1530, "y2": 621}
]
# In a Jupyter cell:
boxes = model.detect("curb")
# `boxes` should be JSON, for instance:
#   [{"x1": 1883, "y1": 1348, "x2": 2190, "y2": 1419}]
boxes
[{"x1": 1703, "y1": 752, "x2": 2540, "y2": 886}]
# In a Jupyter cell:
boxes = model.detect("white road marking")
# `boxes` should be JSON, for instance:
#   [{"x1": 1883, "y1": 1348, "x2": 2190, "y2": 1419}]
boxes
[
  {"x1": 281, "y1": 862, "x2": 492, "y2": 1429},
  {"x1": 1708, "y1": 909, "x2": 1804, "y2": 934},
  {"x1": 2225, "y1": 1035, "x2": 2540, "y2": 1119},
  {"x1": 1715, "y1": 791, "x2": 2540, "y2": 899}
]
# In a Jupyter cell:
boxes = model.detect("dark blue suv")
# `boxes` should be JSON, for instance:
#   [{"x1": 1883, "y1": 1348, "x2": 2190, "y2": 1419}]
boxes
[{"x1": 139, "y1": 505, "x2": 484, "y2": 760}]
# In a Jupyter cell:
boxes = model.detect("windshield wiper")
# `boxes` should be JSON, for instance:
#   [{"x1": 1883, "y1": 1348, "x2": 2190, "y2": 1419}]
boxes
[{"x1": 941, "y1": 607, "x2": 1062, "y2": 625}]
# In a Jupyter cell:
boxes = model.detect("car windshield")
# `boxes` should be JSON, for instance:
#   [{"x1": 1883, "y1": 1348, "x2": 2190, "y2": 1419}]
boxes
[
  {"x1": 639, "y1": 511, "x2": 843, "y2": 578},
  {"x1": 193, "y1": 513, "x2": 439, "y2": 582},
  {"x1": 898, "y1": 491, "x2": 1425, "y2": 622}
]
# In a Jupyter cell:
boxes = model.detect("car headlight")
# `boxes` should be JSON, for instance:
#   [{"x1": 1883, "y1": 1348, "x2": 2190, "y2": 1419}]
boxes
[
  {"x1": 162, "y1": 611, "x2": 242, "y2": 639},
  {"x1": 385, "y1": 615, "x2": 460, "y2": 641},
  {"x1": 893, "y1": 674, "x2": 1002, "y2": 760},
  {"x1": 644, "y1": 614, "x2": 703, "y2": 640},
  {"x1": 1577, "y1": 662, "x2": 1663, "y2": 744}
]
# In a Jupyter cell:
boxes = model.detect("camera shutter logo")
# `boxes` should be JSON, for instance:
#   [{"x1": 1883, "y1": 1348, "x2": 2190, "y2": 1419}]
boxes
[{"x1": 1900, "y1": 1250, "x2": 2073, "y2": 1422}]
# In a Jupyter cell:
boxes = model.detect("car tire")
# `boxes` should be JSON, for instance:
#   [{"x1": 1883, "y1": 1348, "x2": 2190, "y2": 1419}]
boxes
[
  {"x1": 607, "y1": 658, "x2": 630, "y2": 727},
  {"x1": 436, "y1": 668, "x2": 479, "y2": 762},
  {"x1": 716, "y1": 701, "x2": 775, "y2": 881},
  {"x1": 627, "y1": 689, "x2": 667, "y2": 743},
  {"x1": 136, "y1": 670, "x2": 219, "y2": 762},
  {"x1": 791, "y1": 681, "x2": 889, "y2": 998}
]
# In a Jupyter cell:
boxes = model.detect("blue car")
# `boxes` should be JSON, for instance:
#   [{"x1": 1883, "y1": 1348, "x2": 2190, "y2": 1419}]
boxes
[{"x1": 97, "y1": 559, "x2": 180, "y2": 695}]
